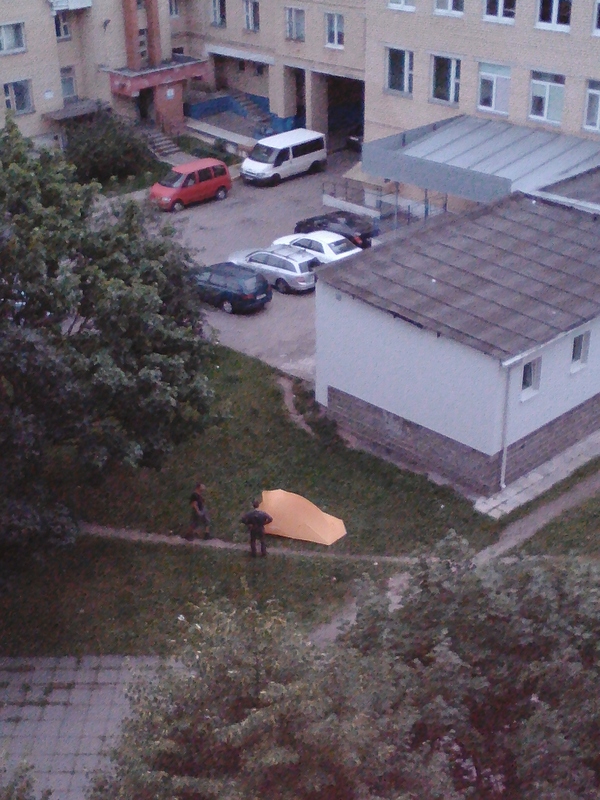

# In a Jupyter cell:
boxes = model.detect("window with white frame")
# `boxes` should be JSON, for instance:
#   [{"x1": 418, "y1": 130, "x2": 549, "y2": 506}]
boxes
[
  {"x1": 389, "y1": 0, "x2": 415, "y2": 11},
  {"x1": 325, "y1": 13, "x2": 344, "y2": 47},
  {"x1": 537, "y1": 0, "x2": 571, "y2": 28},
  {"x1": 521, "y1": 357, "x2": 542, "y2": 395},
  {"x1": 212, "y1": 0, "x2": 226, "y2": 26},
  {"x1": 571, "y1": 332, "x2": 590, "y2": 370},
  {"x1": 478, "y1": 63, "x2": 510, "y2": 113},
  {"x1": 484, "y1": 0, "x2": 516, "y2": 21},
  {"x1": 387, "y1": 48, "x2": 413, "y2": 94},
  {"x1": 432, "y1": 56, "x2": 460, "y2": 103},
  {"x1": 54, "y1": 12, "x2": 70, "y2": 40},
  {"x1": 244, "y1": 0, "x2": 260, "y2": 30},
  {"x1": 285, "y1": 7, "x2": 305, "y2": 40},
  {"x1": 60, "y1": 66, "x2": 76, "y2": 102},
  {"x1": 169, "y1": 0, "x2": 179, "y2": 16},
  {"x1": 4, "y1": 80, "x2": 33, "y2": 114},
  {"x1": 594, "y1": 0, "x2": 600, "y2": 32},
  {"x1": 0, "y1": 22, "x2": 25, "y2": 53},
  {"x1": 435, "y1": 0, "x2": 464, "y2": 14},
  {"x1": 530, "y1": 71, "x2": 564, "y2": 122},
  {"x1": 585, "y1": 80, "x2": 600, "y2": 130}
]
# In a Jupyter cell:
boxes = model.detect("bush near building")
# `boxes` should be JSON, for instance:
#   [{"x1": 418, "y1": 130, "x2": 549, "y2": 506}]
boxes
[{"x1": 64, "y1": 109, "x2": 155, "y2": 185}]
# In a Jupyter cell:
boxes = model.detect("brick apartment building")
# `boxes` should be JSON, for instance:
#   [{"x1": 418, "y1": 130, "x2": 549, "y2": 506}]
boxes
[{"x1": 3, "y1": 0, "x2": 600, "y2": 155}]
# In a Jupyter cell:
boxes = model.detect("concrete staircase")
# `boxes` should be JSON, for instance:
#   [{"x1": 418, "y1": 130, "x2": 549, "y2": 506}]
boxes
[
  {"x1": 229, "y1": 90, "x2": 272, "y2": 134},
  {"x1": 141, "y1": 127, "x2": 181, "y2": 159}
]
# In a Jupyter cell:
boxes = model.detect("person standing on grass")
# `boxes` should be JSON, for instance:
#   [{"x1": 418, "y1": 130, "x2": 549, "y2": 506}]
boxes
[
  {"x1": 241, "y1": 499, "x2": 272, "y2": 558},
  {"x1": 187, "y1": 481, "x2": 212, "y2": 541}
]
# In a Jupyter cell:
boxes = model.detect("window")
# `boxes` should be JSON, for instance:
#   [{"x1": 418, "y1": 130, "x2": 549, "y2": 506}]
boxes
[
  {"x1": 238, "y1": 60, "x2": 246, "y2": 71},
  {"x1": 585, "y1": 80, "x2": 600, "y2": 129},
  {"x1": 136, "y1": 0, "x2": 145, "y2": 8},
  {"x1": 537, "y1": 0, "x2": 571, "y2": 28},
  {"x1": 325, "y1": 13, "x2": 344, "y2": 47},
  {"x1": 212, "y1": 0, "x2": 226, "y2": 25},
  {"x1": 0, "y1": 22, "x2": 25, "y2": 53},
  {"x1": 4, "y1": 80, "x2": 33, "y2": 114},
  {"x1": 484, "y1": 0, "x2": 516, "y2": 21},
  {"x1": 571, "y1": 332, "x2": 590, "y2": 370},
  {"x1": 291, "y1": 137, "x2": 325, "y2": 156},
  {"x1": 285, "y1": 7, "x2": 305, "y2": 40},
  {"x1": 478, "y1": 63, "x2": 510, "y2": 113},
  {"x1": 139, "y1": 28, "x2": 148, "y2": 61},
  {"x1": 255, "y1": 63, "x2": 264, "y2": 75},
  {"x1": 60, "y1": 67, "x2": 76, "y2": 102},
  {"x1": 432, "y1": 56, "x2": 460, "y2": 103},
  {"x1": 595, "y1": 0, "x2": 600, "y2": 33},
  {"x1": 530, "y1": 71, "x2": 564, "y2": 122},
  {"x1": 388, "y1": 0, "x2": 415, "y2": 11},
  {"x1": 435, "y1": 0, "x2": 464, "y2": 14},
  {"x1": 54, "y1": 12, "x2": 70, "y2": 39},
  {"x1": 387, "y1": 48, "x2": 413, "y2": 94},
  {"x1": 172, "y1": 46, "x2": 184, "y2": 55},
  {"x1": 522, "y1": 358, "x2": 541, "y2": 395},
  {"x1": 169, "y1": 0, "x2": 179, "y2": 16},
  {"x1": 244, "y1": 0, "x2": 260, "y2": 31}
]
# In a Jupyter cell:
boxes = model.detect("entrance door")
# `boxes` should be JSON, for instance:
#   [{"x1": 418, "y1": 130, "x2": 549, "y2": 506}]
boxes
[{"x1": 137, "y1": 87, "x2": 155, "y2": 122}]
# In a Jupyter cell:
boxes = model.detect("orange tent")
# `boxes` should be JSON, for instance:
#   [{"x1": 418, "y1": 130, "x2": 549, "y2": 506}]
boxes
[{"x1": 259, "y1": 489, "x2": 346, "y2": 546}]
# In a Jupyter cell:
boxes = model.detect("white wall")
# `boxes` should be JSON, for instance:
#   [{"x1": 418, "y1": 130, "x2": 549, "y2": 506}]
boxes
[
  {"x1": 316, "y1": 281, "x2": 507, "y2": 454},
  {"x1": 505, "y1": 315, "x2": 600, "y2": 445}
]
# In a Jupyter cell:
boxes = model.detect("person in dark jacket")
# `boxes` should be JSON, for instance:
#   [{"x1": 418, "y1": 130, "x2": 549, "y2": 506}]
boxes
[
  {"x1": 241, "y1": 499, "x2": 272, "y2": 557},
  {"x1": 187, "y1": 481, "x2": 212, "y2": 541}
]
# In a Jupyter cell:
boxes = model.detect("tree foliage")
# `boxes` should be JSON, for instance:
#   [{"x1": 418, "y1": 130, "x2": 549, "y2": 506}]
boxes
[
  {"x1": 64, "y1": 108, "x2": 155, "y2": 184},
  {"x1": 90, "y1": 545, "x2": 600, "y2": 800},
  {"x1": 0, "y1": 116, "x2": 212, "y2": 544}
]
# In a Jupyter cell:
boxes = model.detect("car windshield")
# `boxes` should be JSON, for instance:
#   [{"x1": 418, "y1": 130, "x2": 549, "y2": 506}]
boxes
[
  {"x1": 159, "y1": 170, "x2": 185, "y2": 188},
  {"x1": 249, "y1": 144, "x2": 278, "y2": 164},
  {"x1": 329, "y1": 238, "x2": 357, "y2": 254}
]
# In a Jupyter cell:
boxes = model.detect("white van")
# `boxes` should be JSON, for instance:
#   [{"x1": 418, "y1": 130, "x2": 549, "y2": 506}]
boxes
[{"x1": 240, "y1": 129, "x2": 327, "y2": 186}]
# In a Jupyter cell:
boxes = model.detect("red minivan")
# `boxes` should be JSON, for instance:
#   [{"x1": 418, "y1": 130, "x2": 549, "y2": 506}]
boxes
[{"x1": 150, "y1": 158, "x2": 232, "y2": 212}]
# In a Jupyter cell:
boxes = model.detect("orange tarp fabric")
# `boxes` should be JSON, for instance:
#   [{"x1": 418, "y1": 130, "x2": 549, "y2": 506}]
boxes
[{"x1": 259, "y1": 489, "x2": 346, "y2": 546}]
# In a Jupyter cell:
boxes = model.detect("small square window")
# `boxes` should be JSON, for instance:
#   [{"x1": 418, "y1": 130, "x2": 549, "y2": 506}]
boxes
[
  {"x1": 571, "y1": 331, "x2": 590, "y2": 370},
  {"x1": 522, "y1": 357, "x2": 542, "y2": 395}
]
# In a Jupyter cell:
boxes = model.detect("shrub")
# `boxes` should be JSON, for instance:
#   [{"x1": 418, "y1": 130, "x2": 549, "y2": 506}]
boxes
[{"x1": 64, "y1": 109, "x2": 155, "y2": 184}]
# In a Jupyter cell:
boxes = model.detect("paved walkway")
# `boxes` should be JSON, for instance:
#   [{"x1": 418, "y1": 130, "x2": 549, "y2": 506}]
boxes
[
  {"x1": 475, "y1": 428, "x2": 600, "y2": 518},
  {"x1": 0, "y1": 657, "x2": 159, "y2": 800}
]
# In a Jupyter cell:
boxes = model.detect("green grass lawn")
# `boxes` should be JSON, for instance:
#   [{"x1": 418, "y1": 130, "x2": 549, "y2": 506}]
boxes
[
  {"x1": 0, "y1": 537, "x2": 394, "y2": 656},
  {"x1": 48, "y1": 347, "x2": 496, "y2": 557},
  {"x1": 522, "y1": 494, "x2": 600, "y2": 557}
]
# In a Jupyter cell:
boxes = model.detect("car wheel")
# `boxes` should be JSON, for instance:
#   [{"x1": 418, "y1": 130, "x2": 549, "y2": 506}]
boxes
[
  {"x1": 275, "y1": 278, "x2": 289, "y2": 294},
  {"x1": 221, "y1": 299, "x2": 234, "y2": 314},
  {"x1": 215, "y1": 186, "x2": 228, "y2": 201},
  {"x1": 172, "y1": 201, "x2": 184, "y2": 212},
  {"x1": 271, "y1": 174, "x2": 281, "y2": 186},
  {"x1": 309, "y1": 160, "x2": 326, "y2": 174}
]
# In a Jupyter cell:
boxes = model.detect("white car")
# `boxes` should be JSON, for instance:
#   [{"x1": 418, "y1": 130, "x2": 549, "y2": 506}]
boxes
[{"x1": 271, "y1": 230, "x2": 362, "y2": 264}]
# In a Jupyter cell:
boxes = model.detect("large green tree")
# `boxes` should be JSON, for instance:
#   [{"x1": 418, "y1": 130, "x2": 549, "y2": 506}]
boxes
[
  {"x1": 0, "y1": 117, "x2": 212, "y2": 543},
  {"x1": 89, "y1": 544, "x2": 600, "y2": 800}
]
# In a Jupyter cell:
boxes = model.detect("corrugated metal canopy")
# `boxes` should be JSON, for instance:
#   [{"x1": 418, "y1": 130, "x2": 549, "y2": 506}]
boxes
[
  {"x1": 363, "y1": 116, "x2": 600, "y2": 203},
  {"x1": 318, "y1": 194, "x2": 600, "y2": 361}
]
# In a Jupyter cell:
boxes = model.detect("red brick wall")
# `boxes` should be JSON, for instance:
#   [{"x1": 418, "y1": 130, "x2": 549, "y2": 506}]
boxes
[{"x1": 122, "y1": 0, "x2": 141, "y2": 72}]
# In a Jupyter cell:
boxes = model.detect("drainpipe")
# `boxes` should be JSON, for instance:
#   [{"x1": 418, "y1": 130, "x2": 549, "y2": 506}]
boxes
[{"x1": 499, "y1": 362, "x2": 512, "y2": 489}]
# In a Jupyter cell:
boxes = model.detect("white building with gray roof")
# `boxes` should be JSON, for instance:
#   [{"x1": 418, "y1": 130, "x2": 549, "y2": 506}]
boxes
[{"x1": 316, "y1": 193, "x2": 600, "y2": 495}]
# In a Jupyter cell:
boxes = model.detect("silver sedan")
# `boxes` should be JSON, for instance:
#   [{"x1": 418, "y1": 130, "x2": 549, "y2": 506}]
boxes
[{"x1": 228, "y1": 244, "x2": 319, "y2": 293}]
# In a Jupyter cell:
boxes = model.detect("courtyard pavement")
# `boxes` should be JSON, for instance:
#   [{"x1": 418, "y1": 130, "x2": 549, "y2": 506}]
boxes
[{"x1": 0, "y1": 657, "x2": 159, "y2": 800}]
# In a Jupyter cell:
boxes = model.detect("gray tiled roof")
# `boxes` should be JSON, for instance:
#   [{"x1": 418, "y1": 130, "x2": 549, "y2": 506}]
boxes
[{"x1": 318, "y1": 195, "x2": 600, "y2": 361}]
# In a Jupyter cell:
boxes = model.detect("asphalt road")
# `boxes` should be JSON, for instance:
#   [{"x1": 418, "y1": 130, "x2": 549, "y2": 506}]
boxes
[{"x1": 170, "y1": 150, "x2": 361, "y2": 382}]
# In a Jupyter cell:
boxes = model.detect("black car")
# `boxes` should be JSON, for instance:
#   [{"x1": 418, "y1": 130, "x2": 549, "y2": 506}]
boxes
[
  {"x1": 190, "y1": 262, "x2": 272, "y2": 314},
  {"x1": 294, "y1": 211, "x2": 379, "y2": 249}
]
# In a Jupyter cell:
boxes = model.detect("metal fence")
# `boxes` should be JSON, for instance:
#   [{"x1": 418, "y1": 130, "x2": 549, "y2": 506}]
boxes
[{"x1": 322, "y1": 178, "x2": 448, "y2": 228}]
